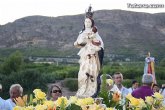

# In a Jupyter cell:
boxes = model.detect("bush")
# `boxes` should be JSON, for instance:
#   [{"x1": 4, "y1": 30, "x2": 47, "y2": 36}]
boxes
[
  {"x1": 1, "y1": 51, "x2": 23, "y2": 75},
  {"x1": 63, "y1": 79, "x2": 78, "y2": 91},
  {"x1": 0, "y1": 69, "x2": 48, "y2": 99}
]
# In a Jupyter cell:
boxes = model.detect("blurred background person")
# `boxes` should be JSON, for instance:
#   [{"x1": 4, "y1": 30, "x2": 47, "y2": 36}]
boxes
[
  {"x1": 160, "y1": 84, "x2": 165, "y2": 104},
  {"x1": 47, "y1": 84, "x2": 62, "y2": 101},
  {"x1": 0, "y1": 84, "x2": 5, "y2": 110},
  {"x1": 152, "y1": 84, "x2": 159, "y2": 93},
  {"x1": 128, "y1": 80, "x2": 139, "y2": 93},
  {"x1": 4, "y1": 84, "x2": 23, "y2": 110},
  {"x1": 132, "y1": 74, "x2": 153, "y2": 100}
]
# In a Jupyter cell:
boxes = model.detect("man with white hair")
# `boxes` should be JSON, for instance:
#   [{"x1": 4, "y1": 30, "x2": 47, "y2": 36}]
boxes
[
  {"x1": 0, "y1": 84, "x2": 5, "y2": 110},
  {"x1": 4, "y1": 84, "x2": 23, "y2": 110},
  {"x1": 132, "y1": 74, "x2": 154, "y2": 100}
]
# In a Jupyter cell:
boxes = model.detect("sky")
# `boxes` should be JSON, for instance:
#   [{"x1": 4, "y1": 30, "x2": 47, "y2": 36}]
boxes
[{"x1": 0, "y1": 0, "x2": 165, "y2": 25}]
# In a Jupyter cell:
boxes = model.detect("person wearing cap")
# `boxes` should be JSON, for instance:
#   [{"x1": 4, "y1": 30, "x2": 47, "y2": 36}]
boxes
[
  {"x1": 132, "y1": 74, "x2": 154, "y2": 100},
  {"x1": 0, "y1": 84, "x2": 5, "y2": 110},
  {"x1": 128, "y1": 80, "x2": 139, "y2": 93}
]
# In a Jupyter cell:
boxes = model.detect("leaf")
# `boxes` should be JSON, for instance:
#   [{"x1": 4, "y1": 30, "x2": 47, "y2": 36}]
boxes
[{"x1": 66, "y1": 104, "x2": 82, "y2": 110}]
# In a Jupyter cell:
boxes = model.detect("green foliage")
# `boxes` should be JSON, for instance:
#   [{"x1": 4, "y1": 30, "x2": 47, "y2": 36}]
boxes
[
  {"x1": 63, "y1": 79, "x2": 78, "y2": 91},
  {"x1": 0, "y1": 51, "x2": 165, "y2": 99},
  {"x1": 160, "y1": 58, "x2": 165, "y2": 67},
  {"x1": 1, "y1": 51, "x2": 23, "y2": 75},
  {"x1": 99, "y1": 72, "x2": 110, "y2": 107},
  {"x1": 0, "y1": 69, "x2": 48, "y2": 99}
]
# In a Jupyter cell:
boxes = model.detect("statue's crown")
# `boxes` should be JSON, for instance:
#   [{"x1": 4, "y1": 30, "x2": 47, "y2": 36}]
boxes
[{"x1": 85, "y1": 5, "x2": 94, "y2": 19}]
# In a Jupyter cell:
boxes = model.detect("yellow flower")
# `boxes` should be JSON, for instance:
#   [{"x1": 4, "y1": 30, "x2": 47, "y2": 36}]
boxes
[
  {"x1": 34, "y1": 90, "x2": 46, "y2": 100},
  {"x1": 35, "y1": 104, "x2": 47, "y2": 110},
  {"x1": 55, "y1": 96, "x2": 68, "y2": 107},
  {"x1": 112, "y1": 92, "x2": 121, "y2": 102},
  {"x1": 153, "y1": 92, "x2": 164, "y2": 100},
  {"x1": 126, "y1": 93, "x2": 133, "y2": 100},
  {"x1": 84, "y1": 97, "x2": 94, "y2": 105},
  {"x1": 88, "y1": 103, "x2": 104, "y2": 110},
  {"x1": 43, "y1": 100, "x2": 55, "y2": 110},
  {"x1": 138, "y1": 98, "x2": 146, "y2": 108},
  {"x1": 13, "y1": 106, "x2": 22, "y2": 110},
  {"x1": 33, "y1": 89, "x2": 42, "y2": 94},
  {"x1": 76, "y1": 97, "x2": 94, "y2": 106},
  {"x1": 25, "y1": 106, "x2": 34, "y2": 110},
  {"x1": 69, "y1": 96, "x2": 78, "y2": 104},
  {"x1": 106, "y1": 107, "x2": 114, "y2": 110},
  {"x1": 145, "y1": 96, "x2": 154, "y2": 105},
  {"x1": 106, "y1": 79, "x2": 113, "y2": 86},
  {"x1": 129, "y1": 97, "x2": 140, "y2": 106},
  {"x1": 76, "y1": 99, "x2": 86, "y2": 106}
]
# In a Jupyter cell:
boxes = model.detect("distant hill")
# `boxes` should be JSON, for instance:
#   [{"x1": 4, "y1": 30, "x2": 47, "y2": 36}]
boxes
[{"x1": 0, "y1": 10, "x2": 165, "y2": 59}]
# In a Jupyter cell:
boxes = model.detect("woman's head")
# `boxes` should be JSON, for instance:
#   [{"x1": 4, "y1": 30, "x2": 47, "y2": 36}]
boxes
[
  {"x1": 84, "y1": 18, "x2": 94, "y2": 28},
  {"x1": 47, "y1": 84, "x2": 62, "y2": 101}
]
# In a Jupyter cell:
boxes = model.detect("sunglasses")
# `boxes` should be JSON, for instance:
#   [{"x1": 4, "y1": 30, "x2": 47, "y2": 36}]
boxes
[{"x1": 51, "y1": 90, "x2": 61, "y2": 93}]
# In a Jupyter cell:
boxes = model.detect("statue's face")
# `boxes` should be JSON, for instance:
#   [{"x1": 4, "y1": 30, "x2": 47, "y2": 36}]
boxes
[{"x1": 84, "y1": 18, "x2": 92, "y2": 28}]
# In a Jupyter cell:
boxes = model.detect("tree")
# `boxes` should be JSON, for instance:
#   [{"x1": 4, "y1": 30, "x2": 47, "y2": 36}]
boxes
[{"x1": 1, "y1": 51, "x2": 23, "y2": 75}]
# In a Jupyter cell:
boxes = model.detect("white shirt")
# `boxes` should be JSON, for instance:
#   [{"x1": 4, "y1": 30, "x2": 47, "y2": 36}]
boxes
[
  {"x1": 111, "y1": 85, "x2": 129, "y2": 98},
  {"x1": 4, "y1": 99, "x2": 16, "y2": 110},
  {"x1": 0, "y1": 97, "x2": 5, "y2": 110},
  {"x1": 128, "y1": 87, "x2": 136, "y2": 93},
  {"x1": 120, "y1": 86, "x2": 129, "y2": 98}
]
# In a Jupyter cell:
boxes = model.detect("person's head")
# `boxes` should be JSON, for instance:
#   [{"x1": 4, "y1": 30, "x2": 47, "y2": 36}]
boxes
[
  {"x1": 113, "y1": 72, "x2": 123, "y2": 85},
  {"x1": 47, "y1": 84, "x2": 62, "y2": 101},
  {"x1": 132, "y1": 80, "x2": 139, "y2": 89},
  {"x1": 84, "y1": 18, "x2": 94, "y2": 29},
  {"x1": 152, "y1": 84, "x2": 159, "y2": 93},
  {"x1": 9, "y1": 84, "x2": 23, "y2": 101},
  {"x1": 142, "y1": 74, "x2": 153, "y2": 86}
]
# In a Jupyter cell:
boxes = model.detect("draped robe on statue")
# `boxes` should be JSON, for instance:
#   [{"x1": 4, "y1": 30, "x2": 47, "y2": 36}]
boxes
[
  {"x1": 74, "y1": 29, "x2": 101, "y2": 98},
  {"x1": 144, "y1": 57, "x2": 157, "y2": 84}
]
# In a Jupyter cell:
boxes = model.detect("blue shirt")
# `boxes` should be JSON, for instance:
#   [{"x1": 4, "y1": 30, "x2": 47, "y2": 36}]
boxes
[
  {"x1": 4, "y1": 99, "x2": 16, "y2": 110},
  {"x1": 0, "y1": 97, "x2": 5, "y2": 110}
]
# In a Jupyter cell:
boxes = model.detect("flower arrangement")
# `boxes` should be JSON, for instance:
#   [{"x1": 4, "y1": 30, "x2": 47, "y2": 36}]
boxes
[
  {"x1": 125, "y1": 92, "x2": 165, "y2": 110},
  {"x1": 13, "y1": 89, "x2": 165, "y2": 110}
]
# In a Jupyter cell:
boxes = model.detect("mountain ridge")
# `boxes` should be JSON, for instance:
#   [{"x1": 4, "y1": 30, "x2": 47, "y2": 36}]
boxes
[{"x1": 0, "y1": 9, "x2": 165, "y2": 59}]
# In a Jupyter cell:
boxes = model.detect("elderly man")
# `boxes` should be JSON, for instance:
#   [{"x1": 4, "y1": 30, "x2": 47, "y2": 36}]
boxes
[
  {"x1": 0, "y1": 84, "x2": 5, "y2": 110},
  {"x1": 132, "y1": 74, "x2": 154, "y2": 100},
  {"x1": 111, "y1": 72, "x2": 129, "y2": 98},
  {"x1": 4, "y1": 84, "x2": 23, "y2": 110}
]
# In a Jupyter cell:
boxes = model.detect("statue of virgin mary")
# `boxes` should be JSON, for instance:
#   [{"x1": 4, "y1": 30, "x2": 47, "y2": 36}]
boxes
[{"x1": 74, "y1": 6, "x2": 104, "y2": 98}]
